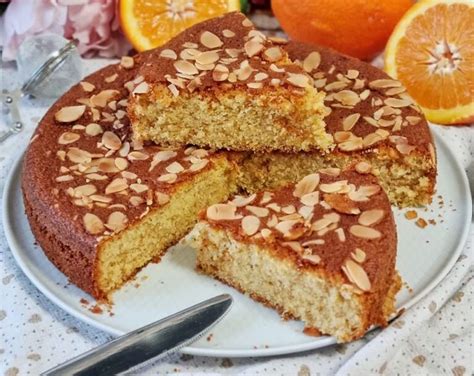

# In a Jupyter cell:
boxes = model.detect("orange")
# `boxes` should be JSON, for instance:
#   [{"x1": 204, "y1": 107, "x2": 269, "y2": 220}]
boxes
[
  {"x1": 271, "y1": 0, "x2": 413, "y2": 61},
  {"x1": 385, "y1": 0, "x2": 474, "y2": 125},
  {"x1": 120, "y1": 0, "x2": 241, "y2": 51}
]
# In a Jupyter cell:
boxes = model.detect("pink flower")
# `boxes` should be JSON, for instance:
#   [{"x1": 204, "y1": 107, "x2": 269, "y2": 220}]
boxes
[
  {"x1": 1, "y1": 0, "x2": 67, "y2": 61},
  {"x1": 63, "y1": 0, "x2": 131, "y2": 59},
  {"x1": 1, "y1": 0, "x2": 131, "y2": 61}
]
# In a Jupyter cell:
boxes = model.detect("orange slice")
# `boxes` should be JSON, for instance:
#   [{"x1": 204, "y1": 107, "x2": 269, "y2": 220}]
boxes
[
  {"x1": 385, "y1": 0, "x2": 474, "y2": 125},
  {"x1": 120, "y1": 0, "x2": 241, "y2": 51}
]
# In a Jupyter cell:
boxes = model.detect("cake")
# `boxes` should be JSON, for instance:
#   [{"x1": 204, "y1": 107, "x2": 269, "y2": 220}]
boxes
[
  {"x1": 187, "y1": 169, "x2": 401, "y2": 342},
  {"x1": 127, "y1": 12, "x2": 332, "y2": 153},
  {"x1": 22, "y1": 52, "x2": 237, "y2": 300},
  {"x1": 238, "y1": 42, "x2": 437, "y2": 207}
]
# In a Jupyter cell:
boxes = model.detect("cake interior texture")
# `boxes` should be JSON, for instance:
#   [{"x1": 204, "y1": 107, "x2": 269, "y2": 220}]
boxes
[
  {"x1": 188, "y1": 223, "x2": 401, "y2": 343},
  {"x1": 130, "y1": 85, "x2": 332, "y2": 152},
  {"x1": 95, "y1": 156, "x2": 236, "y2": 297},
  {"x1": 238, "y1": 148, "x2": 434, "y2": 207}
]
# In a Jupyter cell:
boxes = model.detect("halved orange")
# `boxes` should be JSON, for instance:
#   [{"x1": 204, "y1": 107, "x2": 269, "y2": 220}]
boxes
[
  {"x1": 120, "y1": 0, "x2": 241, "y2": 52},
  {"x1": 385, "y1": 0, "x2": 474, "y2": 125}
]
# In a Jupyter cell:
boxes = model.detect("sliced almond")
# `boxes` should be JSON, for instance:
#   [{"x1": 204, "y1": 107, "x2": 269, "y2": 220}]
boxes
[
  {"x1": 166, "y1": 161, "x2": 184, "y2": 174},
  {"x1": 351, "y1": 248, "x2": 366, "y2": 263},
  {"x1": 67, "y1": 148, "x2": 91, "y2": 164},
  {"x1": 58, "y1": 132, "x2": 80, "y2": 145},
  {"x1": 174, "y1": 60, "x2": 198, "y2": 75},
  {"x1": 333, "y1": 90, "x2": 360, "y2": 106},
  {"x1": 369, "y1": 79, "x2": 402, "y2": 89},
  {"x1": 311, "y1": 218, "x2": 332, "y2": 232},
  {"x1": 319, "y1": 180, "x2": 348, "y2": 193},
  {"x1": 120, "y1": 56, "x2": 134, "y2": 69},
  {"x1": 358, "y1": 209, "x2": 384, "y2": 226},
  {"x1": 263, "y1": 47, "x2": 283, "y2": 62},
  {"x1": 85, "y1": 123, "x2": 103, "y2": 136},
  {"x1": 287, "y1": 73, "x2": 309, "y2": 88},
  {"x1": 349, "y1": 225, "x2": 382, "y2": 239},
  {"x1": 156, "y1": 192, "x2": 170, "y2": 205},
  {"x1": 132, "y1": 82, "x2": 149, "y2": 95},
  {"x1": 90, "y1": 89, "x2": 119, "y2": 107},
  {"x1": 207, "y1": 203, "x2": 241, "y2": 221},
  {"x1": 102, "y1": 131, "x2": 121, "y2": 150},
  {"x1": 83, "y1": 213, "x2": 104, "y2": 235},
  {"x1": 55, "y1": 105, "x2": 86, "y2": 123},
  {"x1": 241, "y1": 215, "x2": 260, "y2": 236},
  {"x1": 195, "y1": 51, "x2": 220, "y2": 65},
  {"x1": 384, "y1": 97, "x2": 412, "y2": 108},
  {"x1": 128, "y1": 151, "x2": 149, "y2": 161},
  {"x1": 105, "y1": 211, "x2": 128, "y2": 232},
  {"x1": 200, "y1": 31, "x2": 223, "y2": 48},
  {"x1": 232, "y1": 194, "x2": 256, "y2": 207},
  {"x1": 303, "y1": 51, "x2": 321, "y2": 73},
  {"x1": 246, "y1": 205, "x2": 269, "y2": 217},
  {"x1": 293, "y1": 173, "x2": 320, "y2": 198},
  {"x1": 300, "y1": 191, "x2": 319, "y2": 206},
  {"x1": 222, "y1": 29, "x2": 235, "y2": 38},
  {"x1": 80, "y1": 81, "x2": 95, "y2": 92},
  {"x1": 73, "y1": 184, "x2": 97, "y2": 197},
  {"x1": 324, "y1": 193, "x2": 360, "y2": 215},
  {"x1": 319, "y1": 167, "x2": 340, "y2": 176},
  {"x1": 247, "y1": 82, "x2": 263, "y2": 89},
  {"x1": 160, "y1": 49, "x2": 177, "y2": 59},
  {"x1": 342, "y1": 113, "x2": 360, "y2": 131},
  {"x1": 157, "y1": 173, "x2": 177, "y2": 184},
  {"x1": 189, "y1": 159, "x2": 209, "y2": 172},
  {"x1": 342, "y1": 259, "x2": 371, "y2": 291},
  {"x1": 105, "y1": 178, "x2": 128, "y2": 194},
  {"x1": 355, "y1": 161, "x2": 372, "y2": 174},
  {"x1": 115, "y1": 157, "x2": 128, "y2": 171},
  {"x1": 282, "y1": 241, "x2": 303, "y2": 253},
  {"x1": 254, "y1": 72, "x2": 269, "y2": 81},
  {"x1": 212, "y1": 64, "x2": 229, "y2": 81},
  {"x1": 244, "y1": 40, "x2": 264, "y2": 57}
]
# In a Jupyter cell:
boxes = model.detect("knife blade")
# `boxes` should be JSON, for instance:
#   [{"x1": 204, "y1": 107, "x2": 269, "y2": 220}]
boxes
[{"x1": 42, "y1": 294, "x2": 233, "y2": 375}]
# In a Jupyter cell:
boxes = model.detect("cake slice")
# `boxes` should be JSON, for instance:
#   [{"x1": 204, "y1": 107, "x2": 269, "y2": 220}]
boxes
[
  {"x1": 128, "y1": 12, "x2": 332, "y2": 153},
  {"x1": 238, "y1": 42, "x2": 436, "y2": 207},
  {"x1": 187, "y1": 169, "x2": 401, "y2": 342},
  {"x1": 22, "y1": 53, "x2": 238, "y2": 301}
]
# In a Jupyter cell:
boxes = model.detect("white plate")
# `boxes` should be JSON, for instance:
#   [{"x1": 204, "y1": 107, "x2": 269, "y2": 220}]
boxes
[{"x1": 3, "y1": 128, "x2": 472, "y2": 357}]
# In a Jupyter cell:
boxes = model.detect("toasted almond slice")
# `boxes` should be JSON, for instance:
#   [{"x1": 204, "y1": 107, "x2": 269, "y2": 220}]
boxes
[
  {"x1": 349, "y1": 225, "x2": 381, "y2": 239},
  {"x1": 351, "y1": 248, "x2": 366, "y2": 263},
  {"x1": 58, "y1": 132, "x2": 80, "y2": 145},
  {"x1": 222, "y1": 29, "x2": 235, "y2": 38},
  {"x1": 56, "y1": 175, "x2": 74, "y2": 182},
  {"x1": 324, "y1": 193, "x2": 360, "y2": 215},
  {"x1": 200, "y1": 31, "x2": 223, "y2": 48},
  {"x1": 128, "y1": 151, "x2": 149, "y2": 161},
  {"x1": 275, "y1": 219, "x2": 302, "y2": 238},
  {"x1": 189, "y1": 159, "x2": 209, "y2": 172},
  {"x1": 80, "y1": 81, "x2": 95, "y2": 92},
  {"x1": 263, "y1": 47, "x2": 283, "y2": 62},
  {"x1": 160, "y1": 49, "x2": 177, "y2": 59},
  {"x1": 232, "y1": 194, "x2": 256, "y2": 207},
  {"x1": 129, "y1": 183, "x2": 148, "y2": 193},
  {"x1": 246, "y1": 205, "x2": 269, "y2": 217},
  {"x1": 319, "y1": 167, "x2": 341, "y2": 176},
  {"x1": 105, "y1": 178, "x2": 128, "y2": 194},
  {"x1": 73, "y1": 184, "x2": 97, "y2": 197},
  {"x1": 83, "y1": 213, "x2": 104, "y2": 235},
  {"x1": 302, "y1": 239, "x2": 325, "y2": 246},
  {"x1": 247, "y1": 82, "x2": 263, "y2": 89},
  {"x1": 406, "y1": 116, "x2": 422, "y2": 125},
  {"x1": 157, "y1": 173, "x2": 177, "y2": 183},
  {"x1": 293, "y1": 173, "x2": 320, "y2": 198},
  {"x1": 212, "y1": 64, "x2": 229, "y2": 81},
  {"x1": 55, "y1": 105, "x2": 86, "y2": 123},
  {"x1": 384, "y1": 97, "x2": 412, "y2": 108},
  {"x1": 311, "y1": 218, "x2": 332, "y2": 231},
  {"x1": 343, "y1": 259, "x2": 371, "y2": 291},
  {"x1": 132, "y1": 82, "x2": 149, "y2": 95},
  {"x1": 207, "y1": 203, "x2": 241, "y2": 221},
  {"x1": 303, "y1": 51, "x2": 321, "y2": 72},
  {"x1": 120, "y1": 55, "x2": 134, "y2": 68},
  {"x1": 281, "y1": 205, "x2": 296, "y2": 214},
  {"x1": 346, "y1": 69, "x2": 359, "y2": 79},
  {"x1": 358, "y1": 209, "x2": 384, "y2": 226},
  {"x1": 300, "y1": 191, "x2": 319, "y2": 206},
  {"x1": 369, "y1": 79, "x2": 402, "y2": 89},
  {"x1": 195, "y1": 50, "x2": 220, "y2": 65},
  {"x1": 325, "y1": 81, "x2": 347, "y2": 91},
  {"x1": 282, "y1": 241, "x2": 303, "y2": 253},
  {"x1": 67, "y1": 147, "x2": 91, "y2": 164},
  {"x1": 241, "y1": 215, "x2": 260, "y2": 236},
  {"x1": 166, "y1": 161, "x2": 184, "y2": 174},
  {"x1": 333, "y1": 90, "x2": 361, "y2": 106},
  {"x1": 104, "y1": 211, "x2": 127, "y2": 232},
  {"x1": 355, "y1": 161, "x2": 372, "y2": 174},
  {"x1": 174, "y1": 60, "x2": 198, "y2": 75},
  {"x1": 338, "y1": 137, "x2": 364, "y2": 152},
  {"x1": 85, "y1": 123, "x2": 103, "y2": 136},
  {"x1": 342, "y1": 113, "x2": 361, "y2": 131},
  {"x1": 102, "y1": 131, "x2": 121, "y2": 150},
  {"x1": 319, "y1": 180, "x2": 348, "y2": 193},
  {"x1": 396, "y1": 143, "x2": 416, "y2": 155},
  {"x1": 244, "y1": 40, "x2": 264, "y2": 57},
  {"x1": 90, "y1": 89, "x2": 119, "y2": 107},
  {"x1": 287, "y1": 73, "x2": 310, "y2": 88},
  {"x1": 254, "y1": 72, "x2": 269, "y2": 81}
]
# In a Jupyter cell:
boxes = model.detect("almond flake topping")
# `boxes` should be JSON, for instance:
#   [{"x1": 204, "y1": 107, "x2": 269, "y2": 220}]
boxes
[
  {"x1": 189, "y1": 159, "x2": 209, "y2": 172},
  {"x1": 324, "y1": 193, "x2": 360, "y2": 215},
  {"x1": 102, "y1": 131, "x2": 121, "y2": 150},
  {"x1": 342, "y1": 113, "x2": 360, "y2": 131},
  {"x1": 333, "y1": 90, "x2": 361, "y2": 106},
  {"x1": 293, "y1": 173, "x2": 320, "y2": 198},
  {"x1": 160, "y1": 49, "x2": 177, "y2": 59},
  {"x1": 246, "y1": 205, "x2": 269, "y2": 217},
  {"x1": 369, "y1": 79, "x2": 402, "y2": 89},
  {"x1": 105, "y1": 178, "x2": 128, "y2": 194},
  {"x1": 130, "y1": 183, "x2": 148, "y2": 193},
  {"x1": 128, "y1": 151, "x2": 149, "y2": 161},
  {"x1": 73, "y1": 184, "x2": 97, "y2": 197},
  {"x1": 342, "y1": 259, "x2": 371, "y2": 291},
  {"x1": 222, "y1": 29, "x2": 235, "y2": 38},
  {"x1": 232, "y1": 194, "x2": 256, "y2": 207},
  {"x1": 349, "y1": 225, "x2": 382, "y2": 239},
  {"x1": 351, "y1": 248, "x2": 366, "y2": 263},
  {"x1": 55, "y1": 105, "x2": 86, "y2": 123},
  {"x1": 358, "y1": 209, "x2": 384, "y2": 226},
  {"x1": 300, "y1": 191, "x2": 319, "y2": 206},
  {"x1": 384, "y1": 97, "x2": 412, "y2": 108},
  {"x1": 156, "y1": 192, "x2": 170, "y2": 205},
  {"x1": 241, "y1": 215, "x2": 260, "y2": 236},
  {"x1": 132, "y1": 82, "x2": 149, "y2": 95},
  {"x1": 80, "y1": 81, "x2": 95, "y2": 92},
  {"x1": 207, "y1": 203, "x2": 242, "y2": 221},
  {"x1": 157, "y1": 173, "x2": 177, "y2": 184},
  {"x1": 355, "y1": 161, "x2": 372, "y2": 174},
  {"x1": 174, "y1": 60, "x2": 198, "y2": 75},
  {"x1": 303, "y1": 51, "x2": 321, "y2": 73},
  {"x1": 166, "y1": 161, "x2": 184, "y2": 174},
  {"x1": 67, "y1": 148, "x2": 91, "y2": 164},
  {"x1": 244, "y1": 40, "x2": 264, "y2": 57},
  {"x1": 90, "y1": 89, "x2": 119, "y2": 107},
  {"x1": 83, "y1": 213, "x2": 104, "y2": 235},
  {"x1": 120, "y1": 56, "x2": 134, "y2": 69},
  {"x1": 58, "y1": 132, "x2": 80, "y2": 145},
  {"x1": 200, "y1": 31, "x2": 223, "y2": 49},
  {"x1": 85, "y1": 123, "x2": 103, "y2": 136},
  {"x1": 263, "y1": 47, "x2": 283, "y2": 62},
  {"x1": 319, "y1": 180, "x2": 348, "y2": 193},
  {"x1": 287, "y1": 73, "x2": 309, "y2": 88}
]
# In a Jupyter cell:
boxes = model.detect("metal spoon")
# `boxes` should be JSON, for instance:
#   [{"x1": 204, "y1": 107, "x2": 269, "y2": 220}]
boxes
[{"x1": 0, "y1": 40, "x2": 77, "y2": 143}]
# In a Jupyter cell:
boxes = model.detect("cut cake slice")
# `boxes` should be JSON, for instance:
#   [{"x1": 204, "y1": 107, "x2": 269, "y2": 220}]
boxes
[
  {"x1": 187, "y1": 169, "x2": 401, "y2": 342},
  {"x1": 128, "y1": 12, "x2": 332, "y2": 153}
]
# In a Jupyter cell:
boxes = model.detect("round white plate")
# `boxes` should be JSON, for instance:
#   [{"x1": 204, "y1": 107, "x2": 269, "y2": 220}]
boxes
[{"x1": 3, "y1": 128, "x2": 472, "y2": 357}]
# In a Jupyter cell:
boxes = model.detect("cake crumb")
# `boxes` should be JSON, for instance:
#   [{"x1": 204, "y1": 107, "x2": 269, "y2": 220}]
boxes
[
  {"x1": 405, "y1": 210, "x2": 417, "y2": 220},
  {"x1": 89, "y1": 305, "x2": 103, "y2": 314},
  {"x1": 206, "y1": 333, "x2": 213, "y2": 342},
  {"x1": 416, "y1": 218, "x2": 428, "y2": 228},
  {"x1": 80, "y1": 298, "x2": 89, "y2": 305},
  {"x1": 428, "y1": 219, "x2": 436, "y2": 225}
]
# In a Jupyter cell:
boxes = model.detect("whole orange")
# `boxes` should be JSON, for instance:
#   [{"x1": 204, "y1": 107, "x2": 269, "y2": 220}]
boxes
[{"x1": 271, "y1": 0, "x2": 413, "y2": 60}]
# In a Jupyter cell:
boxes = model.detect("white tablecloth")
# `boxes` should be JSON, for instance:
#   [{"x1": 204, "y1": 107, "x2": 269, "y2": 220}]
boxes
[{"x1": 1, "y1": 59, "x2": 473, "y2": 376}]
